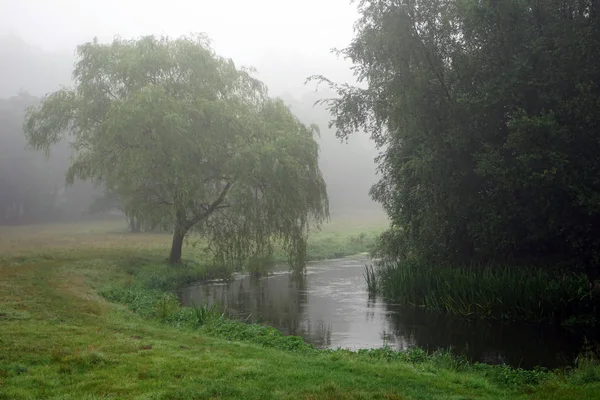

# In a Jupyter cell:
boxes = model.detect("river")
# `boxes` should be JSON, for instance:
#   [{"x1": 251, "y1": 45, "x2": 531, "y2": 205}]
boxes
[{"x1": 178, "y1": 256, "x2": 596, "y2": 369}]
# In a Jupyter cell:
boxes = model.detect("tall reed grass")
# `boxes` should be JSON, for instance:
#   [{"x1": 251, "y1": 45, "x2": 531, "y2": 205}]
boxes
[
  {"x1": 376, "y1": 259, "x2": 599, "y2": 324},
  {"x1": 364, "y1": 264, "x2": 377, "y2": 297},
  {"x1": 191, "y1": 301, "x2": 229, "y2": 326}
]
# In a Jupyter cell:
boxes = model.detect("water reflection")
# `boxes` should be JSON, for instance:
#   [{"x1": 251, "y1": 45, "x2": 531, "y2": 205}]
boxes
[
  {"x1": 178, "y1": 257, "x2": 596, "y2": 369},
  {"x1": 379, "y1": 301, "x2": 595, "y2": 368}
]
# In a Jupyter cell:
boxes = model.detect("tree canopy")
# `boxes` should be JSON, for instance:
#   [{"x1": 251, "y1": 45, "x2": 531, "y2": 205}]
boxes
[
  {"x1": 24, "y1": 35, "x2": 329, "y2": 267},
  {"x1": 317, "y1": 0, "x2": 600, "y2": 277}
]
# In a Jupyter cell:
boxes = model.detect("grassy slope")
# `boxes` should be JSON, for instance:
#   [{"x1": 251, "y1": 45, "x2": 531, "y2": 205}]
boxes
[{"x1": 1, "y1": 220, "x2": 599, "y2": 399}]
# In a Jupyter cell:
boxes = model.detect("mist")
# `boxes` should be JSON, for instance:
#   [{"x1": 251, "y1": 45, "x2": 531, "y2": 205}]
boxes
[
  {"x1": 0, "y1": 0, "x2": 383, "y2": 225},
  {"x1": 3, "y1": 3, "x2": 600, "y2": 395}
]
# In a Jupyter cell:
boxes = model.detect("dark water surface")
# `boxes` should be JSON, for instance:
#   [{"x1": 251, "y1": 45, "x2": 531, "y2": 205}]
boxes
[{"x1": 178, "y1": 256, "x2": 596, "y2": 369}]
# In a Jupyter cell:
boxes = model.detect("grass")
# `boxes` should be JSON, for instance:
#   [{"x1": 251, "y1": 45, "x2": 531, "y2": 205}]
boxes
[
  {"x1": 0, "y1": 217, "x2": 385, "y2": 267},
  {"x1": 1, "y1": 219, "x2": 600, "y2": 399},
  {"x1": 375, "y1": 259, "x2": 600, "y2": 325}
]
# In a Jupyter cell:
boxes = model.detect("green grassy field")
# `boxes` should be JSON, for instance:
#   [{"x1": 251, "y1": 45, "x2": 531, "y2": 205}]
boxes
[
  {"x1": 1, "y1": 219, "x2": 599, "y2": 399},
  {"x1": 0, "y1": 216, "x2": 387, "y2": 265}
]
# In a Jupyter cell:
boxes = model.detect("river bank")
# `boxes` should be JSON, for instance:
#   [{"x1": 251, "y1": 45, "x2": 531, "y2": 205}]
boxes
[
  {"x1": 1, "y1": 221, "x2": 599, "y2": 399},
  {"x1": 176, "y1": 257, "x2": 600, "y2": 369}
]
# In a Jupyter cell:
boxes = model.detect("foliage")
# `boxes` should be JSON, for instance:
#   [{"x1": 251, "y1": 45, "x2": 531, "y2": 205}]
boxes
[
  {"x1": 572, "y1": 340, "x2": 600, "y2": 385},
  {"x1": 23, "y1": 34, "x2": 328, "y2": 267},
  {"x1": 131, "y1": 260, "x2": 232, "y2": 291},
  {"x1": 375, "y1": 259, "x2": 600, "y2": 324},
  {"x1": 314, "y1": 0, "x2": 600, "y2": 278},
  {"x1": 191, "y1": 301, "x2": 228, "y2": 326},
  {"x1": 470, "y1": 363, "x2": 551, "y2": 389}
]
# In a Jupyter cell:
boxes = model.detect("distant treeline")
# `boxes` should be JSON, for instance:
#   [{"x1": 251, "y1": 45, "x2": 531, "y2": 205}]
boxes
[{"x1": 0, "y1": 93, "x2": 103, "y2": 225}]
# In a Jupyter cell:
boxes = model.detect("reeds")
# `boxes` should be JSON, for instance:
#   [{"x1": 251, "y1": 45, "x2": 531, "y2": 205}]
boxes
[
  {"x1": 191, "y1": 301, "x2": 228, "y2": 326},
  {"x1": 364, "y1": 264, "x2": 378, "y2": 297},
  {"x1": 377, "y1": 259, "x2": 599, "y2": 324}
]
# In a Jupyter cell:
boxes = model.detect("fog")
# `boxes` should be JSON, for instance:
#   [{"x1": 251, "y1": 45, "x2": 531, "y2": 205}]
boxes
[{"x1": 0, "y1": 0, "x2": 383, "y2": 224}]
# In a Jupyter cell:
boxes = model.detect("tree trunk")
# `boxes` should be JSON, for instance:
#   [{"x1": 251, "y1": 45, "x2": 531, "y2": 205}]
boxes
[
  {"x1": 129, "y1": 216, "x2": 141, "y2": 233},
  {"x1": 168, "y1": 225, "x2": 186, "y2": 264}
]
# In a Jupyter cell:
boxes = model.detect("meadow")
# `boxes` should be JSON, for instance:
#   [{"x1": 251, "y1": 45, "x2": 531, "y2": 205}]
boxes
[
  {"x1": 1, "y1": 217, "x2": 599, "y2": 399},
  {"x1": 0, "y1": 214, "x2": 385, "y2": 266}
]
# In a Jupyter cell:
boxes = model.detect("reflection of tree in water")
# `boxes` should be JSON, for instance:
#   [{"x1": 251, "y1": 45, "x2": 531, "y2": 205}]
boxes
[
  {"x1": 379, "y1": 328, "x2": 415, "y2": 351},
  {"x1": 289, "y1": 318, "x2": 332, "y2": 348},
  {"x1": 182, "y1": 271, "x2": 332, "y2": 348},
  {"x1": 365, "y1": 297, "x2": 377, "y2": 323},
  {"x1": 380, "y1": 303, "x2": 590, "y2": 368}
]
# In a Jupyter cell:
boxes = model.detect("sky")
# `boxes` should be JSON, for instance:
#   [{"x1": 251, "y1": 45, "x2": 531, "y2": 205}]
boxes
[{"x1": 1, "y1": 0, "x2": 360, "y2": 95}]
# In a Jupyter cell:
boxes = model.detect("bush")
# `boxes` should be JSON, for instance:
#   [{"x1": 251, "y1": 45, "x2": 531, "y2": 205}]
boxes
[
  {"x1": 127, "y1": 260, "x2": 233, "y2": 291},
  {"x1": 471, "y1": 363, "x2": 550, "y2": 389}
]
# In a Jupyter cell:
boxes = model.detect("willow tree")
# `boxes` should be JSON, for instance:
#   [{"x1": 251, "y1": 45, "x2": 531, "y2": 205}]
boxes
[{"x1": 23, "y1": 35, "x2": 329, "y2": 267}]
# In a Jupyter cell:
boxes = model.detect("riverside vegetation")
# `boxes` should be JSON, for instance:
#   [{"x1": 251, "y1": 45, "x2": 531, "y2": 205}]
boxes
[
  {"x1": 316, "y1": 0, "x2": 600, "y2": 328},
  {"x1": 1, "y1": 221, "x2": 600, "y2": 399},
  {"x1": 367, "y1": 259, "x2": 600, "y2": 326}
]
